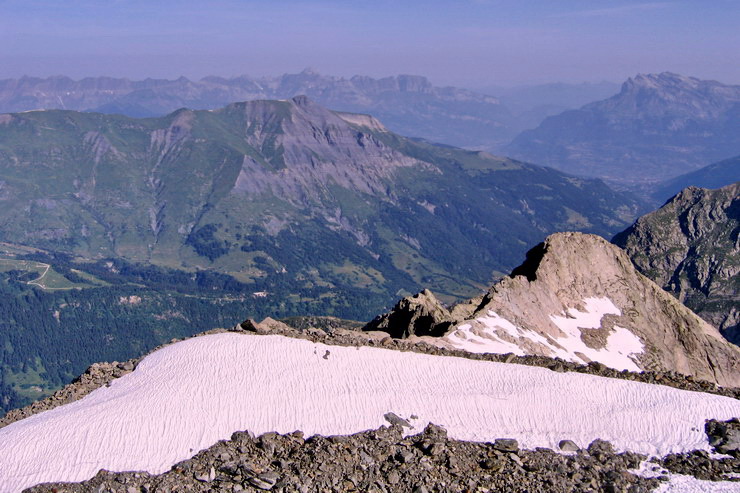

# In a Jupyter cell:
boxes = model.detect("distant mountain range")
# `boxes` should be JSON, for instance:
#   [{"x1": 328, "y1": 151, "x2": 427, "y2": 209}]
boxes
[
  {"x1": 506, "y1": 73, "x2": 740, "y2": 186},
  {"x1": 5, "y1": 71, "x2": 737, "y2": 196},
  {"x1": 0, "y1": 71, "x2": 520, "y2": 150}
]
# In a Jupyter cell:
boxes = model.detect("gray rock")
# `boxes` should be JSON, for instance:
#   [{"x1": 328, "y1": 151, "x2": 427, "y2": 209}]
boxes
[
  {"x1": 558, "y1": 440, "x2": 580, "y2": 452},
  {"x1": 383, "y1": 412, "x2": 412, "y2": 428},
  {"x1": 363, "y1": 289, "x2": 454, "y2": 338},
  {"x1": 706, "y1": 418, "x2": 740, "y2": 456},
  {"x1": 493, "y1": 438, "x2": 519, "y2": 452},
  {"x1": 248, "y1": 471, "x2": 279, "y2": 490}
]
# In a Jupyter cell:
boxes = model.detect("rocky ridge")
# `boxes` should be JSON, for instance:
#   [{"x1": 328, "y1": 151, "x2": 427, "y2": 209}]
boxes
[
  {"x1": 613, "y1": 183, "x2": 740, "y2": 343},
  {"x1": 368, "y1": 232, "x2": 740, "y2": 386},
  {"x1": 652, "y1": 156, "x2": 740, "y2": 202}
]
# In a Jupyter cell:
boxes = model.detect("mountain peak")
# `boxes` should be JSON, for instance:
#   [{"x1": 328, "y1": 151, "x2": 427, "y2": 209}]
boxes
[
  {"x1": 506, "y1": 73, "x2": 740, "y2": 184},
  {"x1": 372, "y1": 232, "x2": 740, "y2": 385}
]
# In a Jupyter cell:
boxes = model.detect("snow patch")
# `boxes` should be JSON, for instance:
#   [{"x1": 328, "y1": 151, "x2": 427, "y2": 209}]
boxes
[
  {"x1": 0, "y1": 333, "x2": 737, "y2": 492},
  {"x1": 549, "y1": 297, "x2": 644, "y2": 371},
  {"x1": 446, "y1": 297, "x2": 644, "y2": 372}
]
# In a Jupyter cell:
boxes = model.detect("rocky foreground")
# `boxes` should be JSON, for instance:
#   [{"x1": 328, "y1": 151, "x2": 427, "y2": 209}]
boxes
[{"x1": 25, "y1": 420, "x2": 740, "y2": 493}]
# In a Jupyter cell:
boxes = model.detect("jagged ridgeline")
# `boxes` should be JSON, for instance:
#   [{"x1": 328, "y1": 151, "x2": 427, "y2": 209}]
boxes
[
  {"x1": 0, "y1": 97, "x2": 639, "y2": 413},
  {"x1": 0, "y1": 96, "x2": 638, "y2": 300},
  {"x1": 613, "y1": 183, "x2": 740, "y2": 343}
]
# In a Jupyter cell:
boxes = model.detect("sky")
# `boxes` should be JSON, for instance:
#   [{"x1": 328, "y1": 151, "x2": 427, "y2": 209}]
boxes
[{"x1": 0, "y1": 0, "x2": 738, "y2": 88}]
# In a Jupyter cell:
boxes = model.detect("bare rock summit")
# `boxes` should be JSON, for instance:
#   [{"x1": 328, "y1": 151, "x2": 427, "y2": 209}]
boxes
[{"x1": 372, "y1": 232, "x2": 740, "y2": 386}]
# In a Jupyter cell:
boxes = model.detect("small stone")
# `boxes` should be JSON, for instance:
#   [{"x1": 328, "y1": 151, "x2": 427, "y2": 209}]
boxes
[
  {"x1": 493, "y1": 438, "x2": 519, "y2": 452},
  {"x1": 387, "y1": 470, "x2": 400, "y2": 484},
  {"x1": 383, "y1": 412, "x2": 412, "y2": 428},
  {"x1": 587, "y1": 439, "x2": 615, "y2": 457},
  {"x1": 509, "y1": 453, "x2": 523, "y2": 466},
  {"x1": 194, "y1": 471, "x2": 211, "y2": 482},
  {"x1": 480, "y1": 458, "x2": 502, "y2": 471},
  {"x1": 558, "y1": 439, "x2": 580, "y2": 452},
  {"x1": 397, "y1": 450, "x2": 415, "y2": 463},
  {"x1": 248, "y1": 471, "x2": 279, "y2": 490},
  {"x1": 428, "y1": 442, "x2": 446, "y2": 456}
]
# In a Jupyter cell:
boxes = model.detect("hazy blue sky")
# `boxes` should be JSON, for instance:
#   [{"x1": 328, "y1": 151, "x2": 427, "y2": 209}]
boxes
[{"x1": 1, "y1": 0, "x2": 738, "y2": 87}]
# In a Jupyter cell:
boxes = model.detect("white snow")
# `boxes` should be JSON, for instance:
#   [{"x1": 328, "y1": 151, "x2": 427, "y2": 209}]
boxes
[
  {"x1": 549, "y1": 297, "x2": 644, "y2": 371},
  {"x1": 633, "y1": 461, "x2": 740, "y2": 492},
  {"x1": 445, "y1": 297, "x2": 644, "y2": 372},
  {"x1": 0, "y1": 332, "x2": 738, "y2": 492}
]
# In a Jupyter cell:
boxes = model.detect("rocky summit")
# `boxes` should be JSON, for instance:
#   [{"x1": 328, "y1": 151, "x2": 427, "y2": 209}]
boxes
[
  {"x1": 613, "y1": 182, "x2": 740, "y2": 344},
  {"x1": 370, "y1": 232, "x2": 740, "y2": 386},
  {"x1": 505, "y1": 72, "x2": 740, "y2": 186}
]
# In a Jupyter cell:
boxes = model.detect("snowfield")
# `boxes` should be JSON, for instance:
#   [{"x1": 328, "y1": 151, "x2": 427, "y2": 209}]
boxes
[
  {"x1": 0, "y1": 332, "x2": 738, "y2": 491},
  {"x1": 445, "y1": 297, "x2": 644, "y2": 371}
]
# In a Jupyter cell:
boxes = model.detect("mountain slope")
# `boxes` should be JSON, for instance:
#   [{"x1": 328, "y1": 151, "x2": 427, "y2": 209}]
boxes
[
  {"x1": 653, "y1": 156, "x2": 740, "y2": 202},
  {"x1": 1, "y1": 331, "x2": 738, "y2": 491},
  {"x1": 0, "y1": 72, "x2": 519, "y2": 150},
  {"x1": 505, "y1": 73, "x2": 740, "y2": 186},
  {"x1": 0, "y1": 97, "x2": 639, "y2": 302},
  {"x1": 613, "y1": 183, "x2": 740, "y2": 343},
  {"x1": 369, "y1": 233, "x2": 740, "y2": 386}
]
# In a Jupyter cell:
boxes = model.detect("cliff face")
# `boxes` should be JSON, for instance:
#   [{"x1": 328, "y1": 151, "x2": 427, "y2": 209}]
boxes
[
  {"x1": 613, "y1": 183, "x2": 740, "y2": 343},
  {"x1": 370, "y1": 233, "x2": 740, "y2": 386}
]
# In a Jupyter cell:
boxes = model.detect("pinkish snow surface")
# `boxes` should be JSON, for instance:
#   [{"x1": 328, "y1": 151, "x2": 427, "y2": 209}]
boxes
[{"x1": 0, "y1": 333, "x2": 738, "y2": 492}]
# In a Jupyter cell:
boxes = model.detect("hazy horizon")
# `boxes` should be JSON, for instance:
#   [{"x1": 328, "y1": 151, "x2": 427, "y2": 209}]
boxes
[{"x1": 1, "y1": 0, "x2": 739, "y2": 87}]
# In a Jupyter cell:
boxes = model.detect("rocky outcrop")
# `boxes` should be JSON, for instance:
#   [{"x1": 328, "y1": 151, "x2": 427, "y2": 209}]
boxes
[
  {"x1": 613, "y1": 183, "x2": 740, "y2": 343},
  {"x1": 706, "y1": 418, "x2": 740, "y2": 457},
  {"x1": 370, "y1": 232, "x2": 740, "y2": 386},
  {"x1": 362, "y1": 290, "x2": 455, "y2": 338}
]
